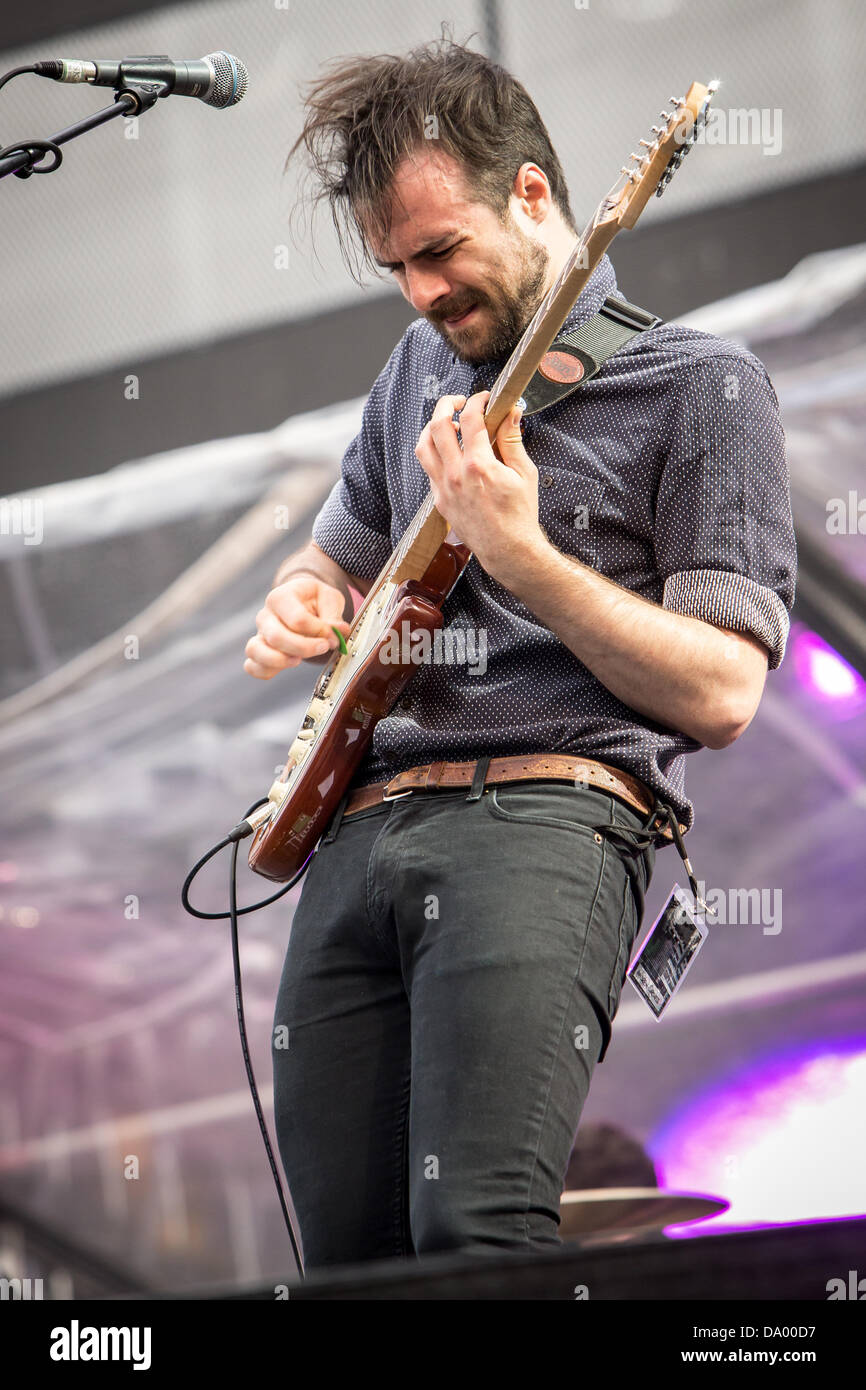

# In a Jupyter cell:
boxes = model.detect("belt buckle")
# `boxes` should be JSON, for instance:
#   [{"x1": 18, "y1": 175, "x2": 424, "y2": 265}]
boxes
[{"x1": 382, "y1": 782, "x2": 413, "y2": 802}]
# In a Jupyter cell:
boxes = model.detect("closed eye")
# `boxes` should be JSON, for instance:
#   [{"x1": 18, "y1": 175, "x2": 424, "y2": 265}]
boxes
[{"x1": 383, "y1": 242, "x2": 461, "y2": 273}]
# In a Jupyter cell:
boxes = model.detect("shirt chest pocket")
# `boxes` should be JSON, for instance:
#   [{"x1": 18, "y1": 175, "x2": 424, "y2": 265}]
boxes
[{"x1": 536, "y1": 467, "x2": 606, "y2": 567}]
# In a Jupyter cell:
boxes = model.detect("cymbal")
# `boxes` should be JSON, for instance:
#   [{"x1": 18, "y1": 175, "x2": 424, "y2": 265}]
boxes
[{"x1": 559, "y1": 1187, "x2": 729, "y2": 1241}]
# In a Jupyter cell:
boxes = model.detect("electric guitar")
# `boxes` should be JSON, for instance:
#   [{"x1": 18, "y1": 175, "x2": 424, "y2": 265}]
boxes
[{"x1": 248, "y1": 80, "x2": 719, "y2": 881}]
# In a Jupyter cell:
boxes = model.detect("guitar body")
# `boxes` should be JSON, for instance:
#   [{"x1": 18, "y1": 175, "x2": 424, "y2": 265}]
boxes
[
  {"x1": 248, "y1": 530, "x2": 470, "y2": 881},
  {"x1": 247, "y1": 79, "x2": 718, "y2": 882}
]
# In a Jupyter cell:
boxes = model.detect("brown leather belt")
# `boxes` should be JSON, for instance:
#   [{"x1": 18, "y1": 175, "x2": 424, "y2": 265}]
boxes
[{"x1": 342, "y1": 754, "x2": 683, "y2": 841}]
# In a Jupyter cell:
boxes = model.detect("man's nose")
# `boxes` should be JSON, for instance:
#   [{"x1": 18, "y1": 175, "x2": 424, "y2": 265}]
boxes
[{"x1": 403, "y1": 265, "x2": 453, "y2": 315}]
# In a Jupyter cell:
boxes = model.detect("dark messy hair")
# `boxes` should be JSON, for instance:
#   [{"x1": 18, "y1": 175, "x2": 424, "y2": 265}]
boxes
[{"x1": 285, "y1": 26, "x2": 578, "y2": 285}]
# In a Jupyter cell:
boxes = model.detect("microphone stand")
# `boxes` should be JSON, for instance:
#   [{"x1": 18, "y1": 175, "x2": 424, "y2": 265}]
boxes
[{"x1": 0, "y1": 79, "x2": 167, "y2": 181}]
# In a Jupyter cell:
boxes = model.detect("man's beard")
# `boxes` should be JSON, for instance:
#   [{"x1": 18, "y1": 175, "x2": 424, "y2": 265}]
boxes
[{"x1": 427, "y1": 221, "x2": 551, "y2": 366}]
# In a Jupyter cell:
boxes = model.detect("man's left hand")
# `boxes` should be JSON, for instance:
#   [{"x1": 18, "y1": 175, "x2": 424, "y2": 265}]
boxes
[{"x1": 414, "y1": 389, "x2": 548, "y2": 586}]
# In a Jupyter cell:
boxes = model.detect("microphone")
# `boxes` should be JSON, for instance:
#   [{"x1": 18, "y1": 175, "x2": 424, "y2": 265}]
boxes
[{"x1": 32, "y1": 53, "x2": 248, "y2": 109}]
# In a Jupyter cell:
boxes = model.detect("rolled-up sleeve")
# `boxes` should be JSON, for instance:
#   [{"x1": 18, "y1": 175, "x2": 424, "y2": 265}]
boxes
[
  {"x1": 311, "y1": 350, "x2": 396, "y2": 580},
  {"x1": 654, "y1": 353, "x2": 797, "y2": 669}
]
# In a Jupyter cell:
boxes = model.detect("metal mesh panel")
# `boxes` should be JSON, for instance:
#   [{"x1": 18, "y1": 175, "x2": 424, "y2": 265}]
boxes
[{"x1": 0, "y1": 0, "x2": 864, "y2": 399}]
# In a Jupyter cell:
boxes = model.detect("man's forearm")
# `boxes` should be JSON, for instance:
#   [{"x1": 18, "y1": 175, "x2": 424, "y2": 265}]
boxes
[{"x1": 498, "y1": 536, "x2": 750, "y2": 750}]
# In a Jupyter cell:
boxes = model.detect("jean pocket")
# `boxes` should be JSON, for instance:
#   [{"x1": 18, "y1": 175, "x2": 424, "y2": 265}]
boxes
[{"x1": 484, "y1": 782, "x2": 611, "y2": 842}]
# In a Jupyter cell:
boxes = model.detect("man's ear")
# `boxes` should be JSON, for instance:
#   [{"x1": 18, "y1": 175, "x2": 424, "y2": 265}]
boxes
[{"x1": 512, "y1": 162, "x2": 552, "y2": 222}]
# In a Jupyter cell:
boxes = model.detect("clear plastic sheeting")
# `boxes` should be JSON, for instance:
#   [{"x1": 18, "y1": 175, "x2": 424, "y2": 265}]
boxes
[
  {"x1": 0, "y1": 399, "x2": 367, "y2": 553},
  {"x1": 0, "y1": 247, "x2": 864, "y2": 1292},
  {"x1": 0, "y1": 398, "x2": 362, "y2": 703}
]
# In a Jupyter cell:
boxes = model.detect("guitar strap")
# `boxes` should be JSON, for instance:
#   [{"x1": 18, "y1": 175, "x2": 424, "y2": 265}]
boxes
[{"x1": 520, "y1": 294, "x2": 662, "y2": 416}]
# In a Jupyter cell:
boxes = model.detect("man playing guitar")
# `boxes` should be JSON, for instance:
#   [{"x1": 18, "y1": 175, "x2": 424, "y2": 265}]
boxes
[{"x1": 243, "y1": 36, "x2": 796, "y2": 1268}]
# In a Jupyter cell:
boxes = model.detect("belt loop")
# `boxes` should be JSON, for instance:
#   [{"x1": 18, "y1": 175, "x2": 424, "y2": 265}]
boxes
[
  {"x1": 322, "y1": 790, "x2": 350, "y2": 844},
  {"x1": 466, "y1": 754, "x2": 491, "y2": 801},
  {"x1": 646, "y1": 793, "x2": 668, "y2": 841}
]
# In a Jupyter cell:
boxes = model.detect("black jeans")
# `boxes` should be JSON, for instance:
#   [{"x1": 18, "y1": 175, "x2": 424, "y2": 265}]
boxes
[{"x1": 271, "y1": 777, "x2": 656, "y2": 1268}]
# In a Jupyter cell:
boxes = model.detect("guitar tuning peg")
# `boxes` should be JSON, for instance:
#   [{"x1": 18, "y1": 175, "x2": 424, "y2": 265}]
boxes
[
  {"x1": 659, "y1": 110, "x2": 671, "y2": 121},
  {"x1": 651, "y1": 124, "x2": 665, "y2": 137}
]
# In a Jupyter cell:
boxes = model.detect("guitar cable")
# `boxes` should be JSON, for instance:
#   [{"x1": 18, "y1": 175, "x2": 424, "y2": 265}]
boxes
[{"x1": 182, "y1": 799, "x2": 313, "y2": 1280}]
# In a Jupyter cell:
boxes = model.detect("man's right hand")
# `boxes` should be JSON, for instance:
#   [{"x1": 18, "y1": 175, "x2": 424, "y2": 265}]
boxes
[{"x1": 243, "y1": 573, "x2": 352, "y2": 680}]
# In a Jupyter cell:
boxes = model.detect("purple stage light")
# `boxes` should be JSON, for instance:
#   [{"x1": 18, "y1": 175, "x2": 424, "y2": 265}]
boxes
[
  {"x1": 650, "y1": 1039, "x2": 866, "y2": 1233},
  {"x1": 791, "y1": 627, "x2": 866, "y2": 717}
]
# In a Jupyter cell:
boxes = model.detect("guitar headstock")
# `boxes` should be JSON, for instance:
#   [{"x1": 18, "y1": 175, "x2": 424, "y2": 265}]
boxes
[{"x1": 605, "y1": 79, "x2": 719, "y2": 229}]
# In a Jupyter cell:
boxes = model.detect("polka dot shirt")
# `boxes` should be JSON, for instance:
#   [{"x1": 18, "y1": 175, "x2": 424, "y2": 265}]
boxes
[{"x1": 311, "y1": 254, "x2": 797, "y2": 831}]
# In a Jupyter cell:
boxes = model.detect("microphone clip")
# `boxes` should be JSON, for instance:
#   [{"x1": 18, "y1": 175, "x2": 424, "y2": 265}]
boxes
[{"x1": 113, "y1": 78, "x2": 169, "y2": 116}]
